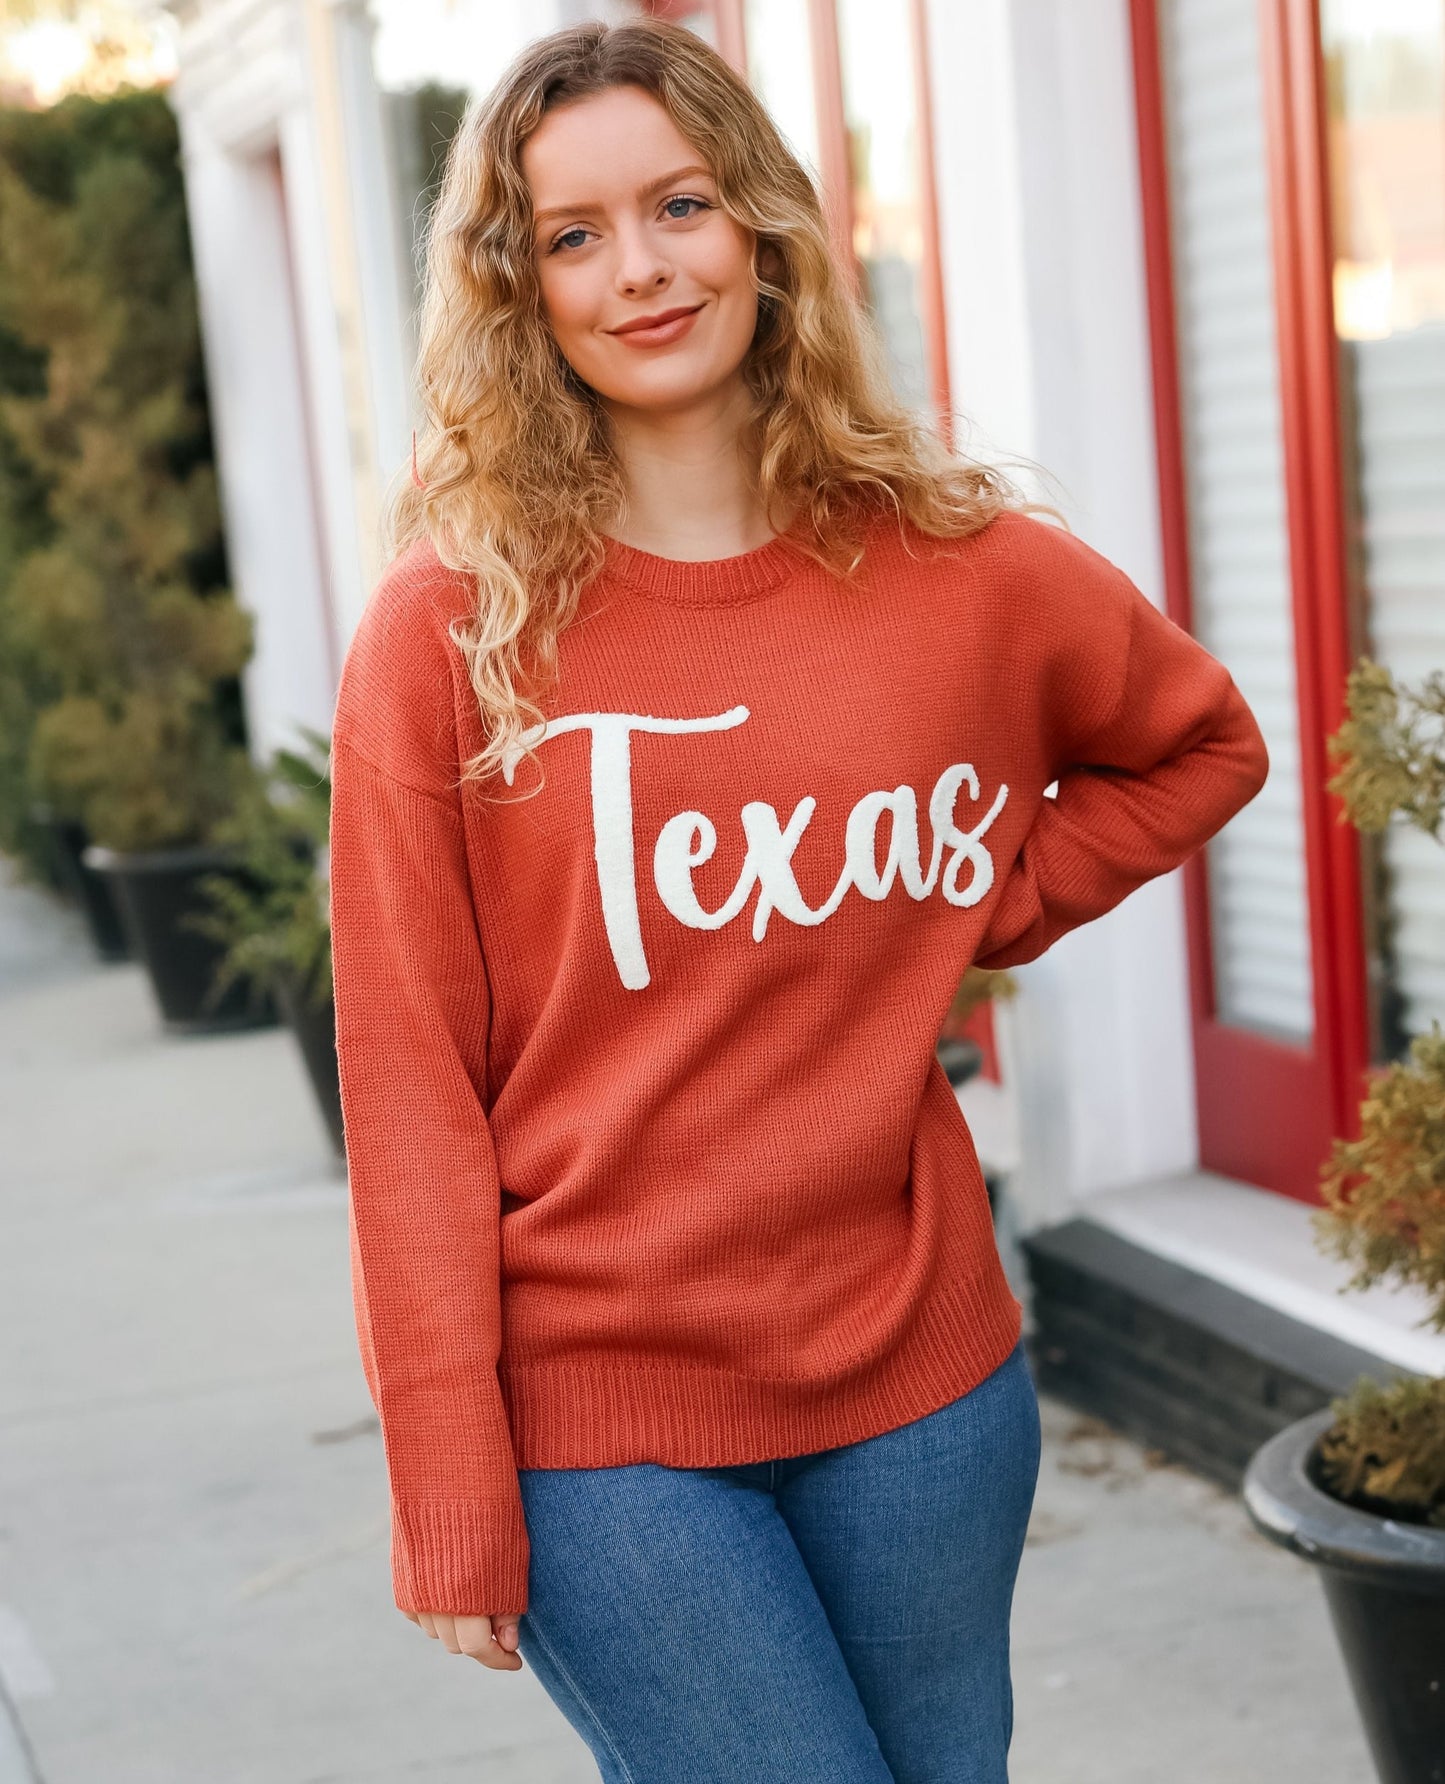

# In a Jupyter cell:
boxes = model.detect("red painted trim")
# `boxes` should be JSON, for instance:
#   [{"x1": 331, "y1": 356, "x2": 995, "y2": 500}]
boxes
[
  {"x1": 1266, "y1": 0, "x2": 1370, "y2": 1130},
  {"x1": 1126, "y1": 0, "x2": 1368, "y2": 1201},
  {"x1": 807, "y1": 0, "x2": 860, "y2": 295},
  {"x1": 908, "y1": 0, "x2": 953, "y2": 444},
  {"x1": 966, "y1": 1003, "x2": 1001, "y2": 1083}
]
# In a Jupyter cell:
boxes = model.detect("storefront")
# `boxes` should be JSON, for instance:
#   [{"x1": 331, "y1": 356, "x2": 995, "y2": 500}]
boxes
[
  {"x1": 993, "y1": 0, "x2": 1445, "y2": 1470},
  {"x1": 161, "y1": 0, "x2": 1445, "y2": 1473}
]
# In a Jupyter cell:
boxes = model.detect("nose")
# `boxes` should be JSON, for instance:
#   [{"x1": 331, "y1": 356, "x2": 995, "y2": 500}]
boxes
[{"x1": 612, "y1": 217, "x2": 671, "y2": 298}]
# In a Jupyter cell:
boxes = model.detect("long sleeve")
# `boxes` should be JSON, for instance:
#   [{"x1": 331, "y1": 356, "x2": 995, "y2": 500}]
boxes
[
  {"x1": 328, "y1": 577, "x2": 529, "y2": 1616},
  {"x1": 972, "y1": 539, "x2": 1269, "y2": 971}
]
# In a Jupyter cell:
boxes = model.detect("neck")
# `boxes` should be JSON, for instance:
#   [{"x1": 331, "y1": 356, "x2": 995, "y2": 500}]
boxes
[{"x1": 602, "y1": 376, "x2": 788, "y2": 560}]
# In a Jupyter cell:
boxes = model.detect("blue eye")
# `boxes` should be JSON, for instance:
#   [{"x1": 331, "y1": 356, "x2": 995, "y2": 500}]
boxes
[{"x1": 546, "y1": 195, "x2": 712, "y2": 255}]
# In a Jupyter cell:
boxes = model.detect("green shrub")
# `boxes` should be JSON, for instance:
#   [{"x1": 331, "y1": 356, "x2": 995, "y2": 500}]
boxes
[
  {"x1": 0, "y1": 89, "x2": 248, "y2": 858},
  {"x1": 1328, "y1": 659, "x2": 1445, "y2": 842},
  {"x1": 1316, "y1": 1027, "x2": 1445, "y2": 1330},
  {"x1": 1316, "y1": 1376, "x2": 1445, "y2": 1528},
  {"x1": 1313, "y1": 662, "x2": 1445, "y2": 1525}
]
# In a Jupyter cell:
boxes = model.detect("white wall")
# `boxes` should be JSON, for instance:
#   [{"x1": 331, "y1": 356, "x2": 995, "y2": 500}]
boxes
[
  {"x1": 169, "y1": 0, "x2": 343, "y2": 764},
  {"x1": 926, "y1": 0, "x2": 1201, "y2": 1228}
]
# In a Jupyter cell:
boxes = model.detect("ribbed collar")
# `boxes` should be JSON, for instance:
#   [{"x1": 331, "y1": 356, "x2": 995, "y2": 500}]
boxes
[{"x1": 598, "y1": 515, "x2": 809, "y2": 606}]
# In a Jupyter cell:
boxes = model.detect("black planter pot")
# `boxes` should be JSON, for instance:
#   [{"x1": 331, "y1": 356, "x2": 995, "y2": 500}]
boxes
[
  {"x1": 273, "y1": 971, "x2": 345, "y2": 1158},
  {"x1": 29, "y1": 803, "x2": 130, "y2": 961},
  {"x1": 1243, "y1": 1408, "x2": 1445, "y2": 1784},
  {"x1": 81, "y1": 842, "x2": 279, "y2": 1034}
]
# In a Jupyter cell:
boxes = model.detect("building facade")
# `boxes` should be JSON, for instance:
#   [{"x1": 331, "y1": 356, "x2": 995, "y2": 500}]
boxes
[{"x1": 156, "y1": 0, "x2": 1445, "y2": 1465}]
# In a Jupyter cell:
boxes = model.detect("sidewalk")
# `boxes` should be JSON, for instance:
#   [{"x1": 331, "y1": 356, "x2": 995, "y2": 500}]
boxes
[{"x1": 0, "y1": 860, "x2": 1372, "y2": 1783}]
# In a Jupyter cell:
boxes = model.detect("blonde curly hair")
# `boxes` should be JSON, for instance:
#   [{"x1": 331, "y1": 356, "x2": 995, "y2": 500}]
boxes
[{"x1": 385, "y1": 14, "x2": 1065, "y2": 798}]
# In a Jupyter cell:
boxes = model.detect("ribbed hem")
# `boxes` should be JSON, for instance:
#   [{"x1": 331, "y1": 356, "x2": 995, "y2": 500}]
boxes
[
  {"x1": 499, "y1": 1261, "x2": 1024, "y2": 1470},
  {"x1": 390, "y1": 1495, "x2": 531, "y2": 1617}
]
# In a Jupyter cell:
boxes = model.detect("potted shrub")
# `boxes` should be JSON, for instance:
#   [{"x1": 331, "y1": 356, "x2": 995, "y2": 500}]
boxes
[
  {"x1": 1243, "y1": 661, "x2": 1445, "y2": 1784},
  {"x1": 30, "y1": 625, "x2": 271, "y2": 1034},
  {"x1": 187, "y1": 729, "x2": 342, "y2": 1154},
  {"x1": 0, "y1": 90, "x2": 267, "y2": 1028},
  {"x1": 28, "y1": 799, "x2": 130, "y2": 961}
]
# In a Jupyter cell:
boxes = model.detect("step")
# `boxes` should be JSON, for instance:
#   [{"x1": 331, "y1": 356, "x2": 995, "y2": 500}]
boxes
[{"x1": 1021, "y1": 1217, "x2": 1421, "y2": 1491}]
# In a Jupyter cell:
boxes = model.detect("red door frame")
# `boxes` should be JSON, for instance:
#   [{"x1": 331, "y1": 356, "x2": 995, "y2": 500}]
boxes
[
  {"x1": 907, "y1": 0, "x2": 954, "y2": 441},
  {"x1": 805, "y1": 0, "x2": 862, "y2": 290},
  {"x1": 1127, "y1": 0, "x2": 1369, "y2": 1202}
]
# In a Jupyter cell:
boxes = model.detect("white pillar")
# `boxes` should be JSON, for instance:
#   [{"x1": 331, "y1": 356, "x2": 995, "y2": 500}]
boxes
[{"x1": 175, "y1": 103, "x2": 341, "y2": 761}]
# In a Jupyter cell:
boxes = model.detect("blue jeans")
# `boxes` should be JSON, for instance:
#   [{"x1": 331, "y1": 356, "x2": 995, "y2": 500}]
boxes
[{"x1": 515, "y1": 1337, "x2": 1042, "y2": 1783}]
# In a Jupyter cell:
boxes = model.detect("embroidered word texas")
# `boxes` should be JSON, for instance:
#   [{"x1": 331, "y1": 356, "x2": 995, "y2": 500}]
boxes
[{"x1": 502, "y1": 706, "x2": 1008, "y2": 991}]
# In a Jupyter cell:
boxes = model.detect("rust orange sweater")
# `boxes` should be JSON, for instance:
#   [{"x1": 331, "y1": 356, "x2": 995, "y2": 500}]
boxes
[{"x1": 328, "y1": 506, "x2": 1269, "y2": 1617}]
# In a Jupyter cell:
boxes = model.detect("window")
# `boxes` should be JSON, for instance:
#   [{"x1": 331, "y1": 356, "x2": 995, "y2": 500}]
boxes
[{"x1": 1321, "y1": 0, "x2": 1445, "y2": 1054}]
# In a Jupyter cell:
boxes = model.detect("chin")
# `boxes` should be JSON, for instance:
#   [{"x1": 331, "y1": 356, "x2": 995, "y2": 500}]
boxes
[{"x1": 600, "y1": 369, "x2": 728, "y2": 413}]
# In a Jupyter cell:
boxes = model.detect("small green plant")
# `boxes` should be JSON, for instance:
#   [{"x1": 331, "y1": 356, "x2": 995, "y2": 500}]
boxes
[
  {"x1": 1315, "y1": 1377, "x2": 1445, "y2": 1527},
  {"x1": 185, "y1": 727, "x2": 333, "y2": 1014},
  {"x1": 1311, "y1": 660, "x2": 1445, "y2": 1526},
  {"x1": 1315, "y1": 1028, "x2": 1445, "y2": 1329},
  {"x1": 1327, "y1": 659, "x2": 1445, "y2": 841}
]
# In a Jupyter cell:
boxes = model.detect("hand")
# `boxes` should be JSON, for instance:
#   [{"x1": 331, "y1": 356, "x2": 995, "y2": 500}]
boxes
[{"x1": 405, "y1": 1608, "x2": 524, "y2": 1671}]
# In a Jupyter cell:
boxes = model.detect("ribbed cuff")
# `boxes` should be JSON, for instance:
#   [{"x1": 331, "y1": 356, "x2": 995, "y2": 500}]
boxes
[{"x1": 390, "y1": 1496, "x2": 531, "y2": 1616}]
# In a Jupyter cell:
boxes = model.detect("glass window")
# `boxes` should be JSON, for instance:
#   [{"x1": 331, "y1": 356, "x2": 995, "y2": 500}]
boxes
[
  {"x1": 1321, "y1": 0, "x2": 1445, "y2": 1052},
  {"x1": 1158, "y1": 0, "x2": 1316, "y2": 1042},
  {"x1": 364, "y1": 0, "x2": 506, "y2": 310},
  {"x1": 833, "y1": 0, "x2": 932, "y2": 416}
]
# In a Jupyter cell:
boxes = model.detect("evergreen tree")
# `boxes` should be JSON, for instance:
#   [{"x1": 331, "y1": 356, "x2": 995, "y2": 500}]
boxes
[{"x1": 0, "y1": 87, "x2": 253, "y2": 859}]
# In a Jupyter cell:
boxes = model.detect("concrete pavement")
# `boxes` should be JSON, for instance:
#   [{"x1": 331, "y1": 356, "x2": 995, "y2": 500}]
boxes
[{"x1": 0, "y1": 857, "x2": 1373, "y2": 1782}]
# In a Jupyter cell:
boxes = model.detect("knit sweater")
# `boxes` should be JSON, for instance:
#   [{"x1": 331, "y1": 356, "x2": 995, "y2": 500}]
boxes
[{"x1": 327, "y1": 505, "x2": 1269, "y2": 1618}]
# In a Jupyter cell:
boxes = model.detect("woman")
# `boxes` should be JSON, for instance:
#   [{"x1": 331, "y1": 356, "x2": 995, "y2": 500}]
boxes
[{"x1": 328, "y1": 17, "x2": 1268, "y2": 1783}]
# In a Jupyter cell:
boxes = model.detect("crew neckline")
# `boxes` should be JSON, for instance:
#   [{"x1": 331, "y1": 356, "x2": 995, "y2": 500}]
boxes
[{"x1": 599, "y1": 515, "x2": 809, "y2": 606}]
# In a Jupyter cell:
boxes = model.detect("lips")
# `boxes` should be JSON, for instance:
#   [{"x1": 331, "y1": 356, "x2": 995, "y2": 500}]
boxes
[{"x1": 609, "y1": 303, "x2": 704, "y2": 336}]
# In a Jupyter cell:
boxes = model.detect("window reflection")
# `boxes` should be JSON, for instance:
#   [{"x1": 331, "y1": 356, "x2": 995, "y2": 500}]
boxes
[
  {"x1": 365, "y1": 0, "x2": 496, "y2": 307},
  {"x1": 1323, "y1": 0, "x2": 1445, "y2": 338},
  {"x1": 1321, "y1": 0, "x2": 1445, "y2": 1050},
  {"x1": 834, "y1": 0, "x2": 932, "y2": 416}
]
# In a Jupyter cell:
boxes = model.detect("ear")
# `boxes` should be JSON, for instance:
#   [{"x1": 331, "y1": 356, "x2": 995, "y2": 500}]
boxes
[{"x1": 754, "y1": 239, "x2": 784, "y2": 286}]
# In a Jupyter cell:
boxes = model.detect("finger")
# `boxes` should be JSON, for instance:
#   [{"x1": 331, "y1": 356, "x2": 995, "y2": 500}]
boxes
[
  {"x1": 494, "y1": 1616, "x2": 520, "y2": 1652},
  {"x1": 453, "y1": 1614, "x2": 491, "y2": 1654},
  {"x1": 402, "y1": 1610, "x2": 421, "y2": 1625},
  {"x1": 433, "y1": 1613, "x2": 464, "y2": 1655},
  {"x1": 456, "y1": 1614, "x2": 524, "y2": 1672},
  {"x1": 416, "y1": 1611, "x2": 439, "y2": 1640}
]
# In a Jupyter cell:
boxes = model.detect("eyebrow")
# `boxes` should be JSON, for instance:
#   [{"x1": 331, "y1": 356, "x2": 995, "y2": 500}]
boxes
[{"x1": 531, "y1": 164, "x2": 716, "y2": 230}]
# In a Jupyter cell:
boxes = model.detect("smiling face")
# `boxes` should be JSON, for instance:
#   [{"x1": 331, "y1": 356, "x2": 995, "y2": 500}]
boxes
[{"x1": 523, "y1": 84, "x2": 763, "y2": 418}]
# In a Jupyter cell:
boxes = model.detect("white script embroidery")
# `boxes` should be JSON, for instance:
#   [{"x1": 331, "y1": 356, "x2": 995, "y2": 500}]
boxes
[{"x1": 501, "y1": 707, "x2": 1008, "y2": 990}]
